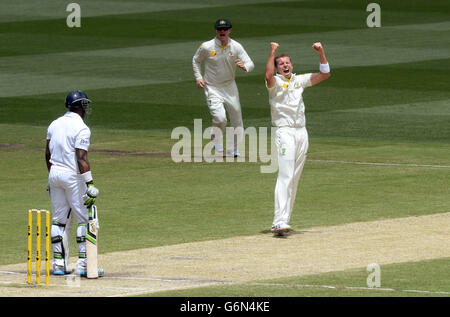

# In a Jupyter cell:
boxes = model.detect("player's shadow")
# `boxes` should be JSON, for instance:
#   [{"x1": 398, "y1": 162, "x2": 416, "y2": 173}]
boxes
[{"x1": 260, "y1": 229, "x2": 312, "y2": 239}]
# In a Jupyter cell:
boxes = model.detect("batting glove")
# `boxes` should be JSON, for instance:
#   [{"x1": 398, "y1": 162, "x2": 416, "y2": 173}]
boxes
[{"x1": 83, "y1": 184, "x2": 99, "y2": 208}]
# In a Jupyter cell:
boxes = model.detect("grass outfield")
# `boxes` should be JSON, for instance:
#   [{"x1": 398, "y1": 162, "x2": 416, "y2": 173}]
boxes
[{"x1": 0, "y1": 0, "x2": 449, "y2": 297}]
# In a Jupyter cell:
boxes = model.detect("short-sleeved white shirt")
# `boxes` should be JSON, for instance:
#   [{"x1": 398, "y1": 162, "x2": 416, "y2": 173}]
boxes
[
  {"x1": 46, "y1": 111, "x2": 91, "y2": 174},
  {"x1": 266, "y1": 73, "x2": 312, "y2": 128},
  {"x1": 192, "y1": 37, "x2": 254, "y2": 87}
]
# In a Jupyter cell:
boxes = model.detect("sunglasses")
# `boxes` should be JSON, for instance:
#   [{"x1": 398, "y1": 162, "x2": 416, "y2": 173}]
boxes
[{"x1": 216, "y1": 27, "x2": 231, "y2": 31}]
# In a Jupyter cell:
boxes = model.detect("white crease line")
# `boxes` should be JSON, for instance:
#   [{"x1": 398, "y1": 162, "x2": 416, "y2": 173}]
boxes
[
  {"x1": 107, "y1": 291, "x2": 154, "y2": 298},
  {"x1": 0, "y1": 279, "x2": 152, "y2": 294},
  {"x1": 309, "y1": 159, "x2": 450, "y2": 168},
  {"x1": 403, "y1": 289, "x2": 450, "y2": 295},
  {"x1": 0, "y1": 270, "x2": 226, "y2": 285},
  {"x1": 249, "y1": 282, "x2": 450, "y2": 295},
  {"x1": 1, "y1": 272, "x2": 223, "y2": 288},
  {"x1": 0, "y1": 271, "x2": 21, "y2": 275},
  {"x1": 103, "y1": 275, "x2": 226, "y2": 284}
]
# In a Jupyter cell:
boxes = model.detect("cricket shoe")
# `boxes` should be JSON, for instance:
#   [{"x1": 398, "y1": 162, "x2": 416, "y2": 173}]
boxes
[
  {"x1": 76, "y1": 268, "x2": 104, "y2": 277},
  {"x1": 53, "y1": 266, "x2": 73, "y2": 275},
  {"x1": 271, "y1": 223, "x2": 293, "y2": 234}
]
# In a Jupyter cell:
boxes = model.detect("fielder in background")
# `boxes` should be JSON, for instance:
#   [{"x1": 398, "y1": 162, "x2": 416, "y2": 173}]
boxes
[
  {"x1": 192, "y1": 18, "x2": 254, "y2": 157},
  {"x1": 45, "y1": 90, "x2": 102, "y2": 276},
  {"x1": 265, "y1": 42, "x2": 331, "y2": 235}
]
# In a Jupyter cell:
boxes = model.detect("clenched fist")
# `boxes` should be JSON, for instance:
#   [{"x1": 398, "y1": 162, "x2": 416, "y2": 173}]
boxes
[
  {"x1": 312, "y1": 42, "x2": 324, "y2": 52},
  {"x1": 270, "y1": 42, "x2": 279, "y2": 52}
]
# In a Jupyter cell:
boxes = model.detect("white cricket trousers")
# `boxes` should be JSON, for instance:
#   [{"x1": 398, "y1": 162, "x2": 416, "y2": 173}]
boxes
[
  {"x1": 273, "y1": 127, "x2": 309, "y2": 226},
  {"x1": 48, "y1": 166, "x2": 88, "y2": 269},
  {"x1": 204, "y1": 81, "x2": 243, "y2": 151},
  {"x1": 48, "y1": 166, "x2": 88, "y2": 224}
]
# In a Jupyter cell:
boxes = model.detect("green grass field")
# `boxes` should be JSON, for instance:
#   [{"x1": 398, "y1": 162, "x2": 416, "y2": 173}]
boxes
[{"x1": 0, "y1": 0, "x2": 449, "y2": 298}]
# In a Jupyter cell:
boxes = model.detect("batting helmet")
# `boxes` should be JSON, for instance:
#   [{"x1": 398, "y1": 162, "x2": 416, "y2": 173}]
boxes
[{"x1": 65, "y1": 90, "x2": 91, "y2": 109}]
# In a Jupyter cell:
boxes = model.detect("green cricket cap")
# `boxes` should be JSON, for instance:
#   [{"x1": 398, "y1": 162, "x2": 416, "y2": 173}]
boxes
[{"x1": 215, "y1": 18, "x2": 232, "y2": 29}]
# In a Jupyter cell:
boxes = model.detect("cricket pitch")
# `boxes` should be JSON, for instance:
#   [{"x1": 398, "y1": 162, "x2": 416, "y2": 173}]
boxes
[{"x1": 0, "y1": 212, "x2": 449, "y2": 297}]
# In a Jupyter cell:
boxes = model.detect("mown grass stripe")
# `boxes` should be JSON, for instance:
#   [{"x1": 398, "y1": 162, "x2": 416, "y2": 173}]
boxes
[{"x1": 309, "y1": 160, "x2": 450, "y2": 169}]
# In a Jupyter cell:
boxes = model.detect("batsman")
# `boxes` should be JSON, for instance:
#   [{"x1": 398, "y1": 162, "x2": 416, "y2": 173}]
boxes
[{"x1": 45, "y1": 90, "x2": 102, "y2": 277}]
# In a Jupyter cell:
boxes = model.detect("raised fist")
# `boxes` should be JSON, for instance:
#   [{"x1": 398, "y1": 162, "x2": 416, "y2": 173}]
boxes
[
  {"x1": 270, "y1": 42, "x2": 279, "y2": 52},
  {"x1": 312, "y1": 42, "x2": 323, "y2": 52}
]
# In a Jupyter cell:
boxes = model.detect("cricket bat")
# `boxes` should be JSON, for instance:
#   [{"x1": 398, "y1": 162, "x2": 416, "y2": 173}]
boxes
[{"x1": 86, "y1": 205, "x2": 99, "y2": 278}]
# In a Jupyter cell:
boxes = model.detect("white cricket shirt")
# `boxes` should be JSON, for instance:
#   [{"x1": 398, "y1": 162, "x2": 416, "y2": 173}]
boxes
[
  {"x1": 267, "y1": 73, "x2": 312, "y2": 128},
  {"x1": 46, "y1": 111, "x2": 91, "y2": 174},
  {"x1": 192, "y1": 37, "x2": 254, "y2": 86}
]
